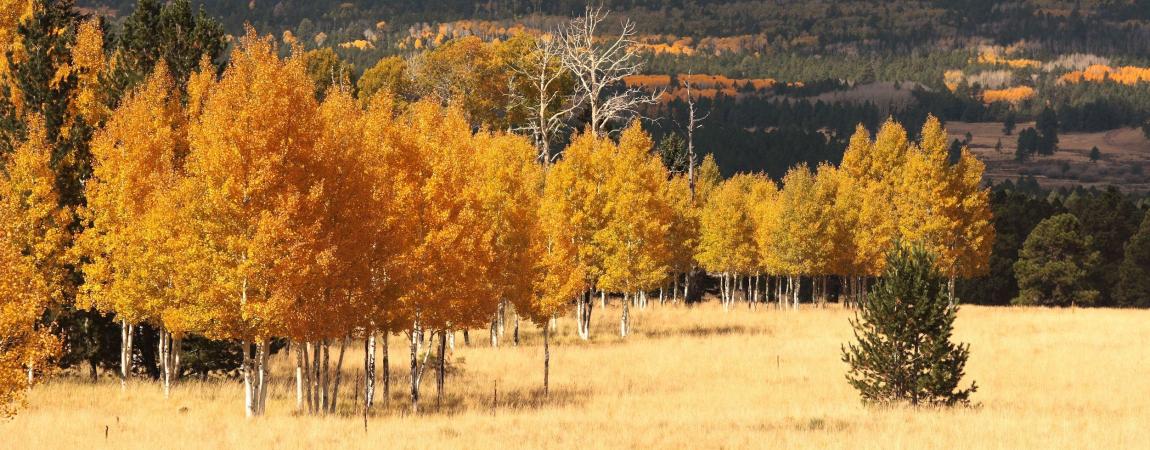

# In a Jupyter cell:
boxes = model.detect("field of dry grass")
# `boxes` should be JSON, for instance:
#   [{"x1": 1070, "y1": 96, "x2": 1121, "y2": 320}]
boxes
[
  {"x1": 3, "y1": 301, "x2": 1148, "y2": 449},
  {"x1": 948, "y1": 121, "x2": 1150, "y2": 191}
]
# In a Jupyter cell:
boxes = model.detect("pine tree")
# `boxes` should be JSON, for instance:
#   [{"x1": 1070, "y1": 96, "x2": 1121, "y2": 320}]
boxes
[
  {"x1": 842, "y1": 244, "x2": 977, "y2": 407},
  {"x1": 1013, "y1": 214, "x2": 1100, "y2": 307},
  {"x1": 1115, "y1": 213, "x2": 1150, "y2": 308}
]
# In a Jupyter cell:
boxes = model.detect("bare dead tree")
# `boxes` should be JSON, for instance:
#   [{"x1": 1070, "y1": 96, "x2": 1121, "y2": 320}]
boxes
[
  {"x1": 680, "y1": 77, "x2": 710, "y2": 195},
  {"x1": 507, "y1": 35, "x2": 581, "y2": 167},
  {"x1": 559, "y1": 7, "x2": 659, "y2": 137}
]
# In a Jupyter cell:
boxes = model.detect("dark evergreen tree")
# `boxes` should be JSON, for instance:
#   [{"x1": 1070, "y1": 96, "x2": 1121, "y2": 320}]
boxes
[
  {"x1": 1013, "y1": 213, "x2": 1100, "y2": 306},
  {"x1": 656, "y1": 132, "x2": 688, "y2": 175},
  {"x1": 108, "y1": 0, "x2": 226, "y2": 102},
  {"x1": 1068, "y1": 187, "x2": 1141, "y2": 306},
  {"x1": 842, "y1": 244, "x2": 977, "y2": 407},
  {"x1": 956, "y1": 189, "x2": 1064, "y2": 305},
  {"x1": 1089, "y1": 146, "x2": 1101, "y2": 163},
  {"x1": 0, "y1": 0, "x2": 92, "y2": 206},
  {"x1": 1003, "y1": 113, "x2": 1016, "y2": 136},
  {"x1": 1115, "y1": 213, "x2": 1150, "y2": 308}
]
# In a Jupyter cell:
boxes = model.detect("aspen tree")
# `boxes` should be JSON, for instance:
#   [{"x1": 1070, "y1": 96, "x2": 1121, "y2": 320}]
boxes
[
  {"x1": 541, "y1": 131, "x2": 610, "y2": 340},
  {"x1": 897, "y1": 116, "x2": 994, "y2": 302},
  {"x1": 595, "y1": 123, "x2": 674, "y2": 337},
  {"x1": 180, "y1": 28, "x2": 323, "y2": 417},
  {"x1": 0, "y1": 223, "x2": 56, "y2": 418},
  {"x1": 697, "y1": 175, "x2": 757, "y2": 311},
  {"x1": 358, "y1": 92, "x2": 418, "y2": 410},
  {"x1": 78, "y1": 65, "x2": 187, "y2": 394},
  {"x1": 664, "y1": 175, "x2": 699, "y2": 304},
  {"x1": 0, "y1": 114, "x2": 65, "y2": 400}
]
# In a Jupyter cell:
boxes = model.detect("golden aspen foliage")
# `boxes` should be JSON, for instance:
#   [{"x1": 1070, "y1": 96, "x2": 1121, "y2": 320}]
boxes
[
  {"x1": 0, "y1": 0, "x2": 33, "y2": 105},
  {"x1": 0, "y1": 229, "x2": 56, "y2": 419},
  {"x1": 0, "y1": 115, "x2": 71, "y2": 306},
  {"x1": 410, "y1": 36, "x2": 510, "y2": 127},
  {"x1": 540, "y1": 131, "x2": 611, "y2": 290},
  {"x1": 357, "y1": 56, "x2": 409, "y2": 103},
  {"x1": 816, "y1": 165, "x2": 862, "y2": 278},
  {"x1": 185, "y1": 56, "x2": 217, "y2": 121},
  {"x1": 695, "y1": 153, "x2": 722, "y2": 202},
  {"x1": 840, "y1": 120, "x2": 912, "y2": 275},
  {"x1": 474, "y1": 130, "x2": 545, "y2": 319},
  {"x1": 594, "y1": 123, "x2": 675, "y2": 294},
  {"x1": 897, "y1": 116, "x2": 994, "y2": 281},
  {"x1": 383, "y1": 100, "x2": 508, "y2": 333},
  {"x1": 697, "y1": 174, "x2": 757, "y2": 278},
  {"x1": 71, "y1": 18, "x2": 109, "y2": 124},
  {"x1": 981, "y1": 86, "x2": 1036, "y2": 105},
  {"x1": 664, "y1": 174, "x2": 700, "y2": 280},
  {"x1": 78, "y1": 65, "x2": 187, "y2": 329},
  {"x1": 0, "y1": 113, "x2": 62, "y2": 418},
  {"x1": 273, "y1": 87, "x2": 372, "y2": 341},
  {"x1": 356, "y1": 93, "x2": 418, "y2": 333},
  {"x1": 765, "y1": 165, "x2": 834, "y2": 278},
  {"x1": 745, "y1": 174, "x2": 779, "y2": 275},
  {"x1": 180, "y1": 27, "x2": 323, "y2": 342}
]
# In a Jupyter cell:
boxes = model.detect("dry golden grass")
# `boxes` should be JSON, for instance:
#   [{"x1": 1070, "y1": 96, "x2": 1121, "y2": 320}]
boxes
[{"x1": 3, "y1": 301, "x2": 1149, "y2": 449}]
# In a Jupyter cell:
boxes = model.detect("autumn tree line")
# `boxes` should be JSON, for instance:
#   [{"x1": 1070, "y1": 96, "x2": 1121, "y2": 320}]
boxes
[{"x1": 0, "y1": 1, "x2": 999, "y2": 419}]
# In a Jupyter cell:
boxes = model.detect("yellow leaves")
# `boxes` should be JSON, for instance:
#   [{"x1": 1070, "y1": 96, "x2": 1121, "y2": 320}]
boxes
[
  {"x1": 0, "y1": 231, "x2": 57, "y2": 419},
  {"x1": 358, "y1": 56, "x2": 408, "y2": 104},
  {"x1": 180, "y1": 27, "x2": 325, "y2": 340},
  {"x1": 79, "y1": 63, "x2": 187, "y2": 328},
  {"x1": 698, "y1": 173, "x2": 759, "y2": 276},
  {"x1": 543, "y1": 123, "x2": 674, "y2": 294},
  {"x1": 894, "y1": 116, "x2": 995, "y2": 279},
  {"x1": 0, "y1": 108, "x2": 62, "y2": 418},
  {"x1": 595, "y1": 123, "x2": 675, "y2": 293},
  {"x1": 1058, "y1": 64, "x2": 1150, "y2": 86},
  {"x1": 0, "y1": 114, "x2": 71, "y2": 304},
  {"x1": 982, "y1": 86, "x2": 1036, "y2": 105}
]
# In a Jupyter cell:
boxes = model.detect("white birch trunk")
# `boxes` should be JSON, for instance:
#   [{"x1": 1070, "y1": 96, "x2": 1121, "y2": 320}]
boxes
[
  {"x1": 365, "y1": 332, "x2": 376, "y2": 410},
  {"x1": 243, "y1": 340, "x2": 254, "y2": 418}
]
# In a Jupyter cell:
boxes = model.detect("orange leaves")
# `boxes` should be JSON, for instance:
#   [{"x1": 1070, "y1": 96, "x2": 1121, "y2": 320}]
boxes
[
  {"x1": 0, "y1": 110, "x2": 62, "y2": 418},
  {"x1": 1058, "y1": 64, "x2": 1150, "y2": 85},
  {"x1": 180, "y1": 27, "x2": 324, "y2": 341},
  {"x1": 543, "y1": 123, "x2": 674, "y2": 295},
  {"x1": 982, "y1": 86, "x2": 1036, "y2": 104}
]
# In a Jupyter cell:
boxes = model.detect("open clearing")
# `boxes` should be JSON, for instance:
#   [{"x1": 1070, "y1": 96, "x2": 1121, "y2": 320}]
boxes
[
  {"x1": 948, "y1": 122, "x2": 1150, "y2": 191},
  {"x1": 3, "y1": 302, "x2": 1148, "y2": 449}
]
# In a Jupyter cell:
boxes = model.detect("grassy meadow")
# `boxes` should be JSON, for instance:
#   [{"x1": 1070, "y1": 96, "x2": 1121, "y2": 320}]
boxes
[{"x1": 2, "y1": 301, "x2": 1148, "y2": 449}]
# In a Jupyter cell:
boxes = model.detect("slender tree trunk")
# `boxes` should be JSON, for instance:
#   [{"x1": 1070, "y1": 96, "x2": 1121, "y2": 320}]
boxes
[
  {"x1": 410, "y1": 327, "x2": 420, "y2": 414},
  {"x1": 242, "y1": 340, "x2": 253, "y2": 417},
  {"x1": 295, "y1": 341, "x2": 305, "y2": 412},
  {"x1": 330, "y1": 336, "x2": 348, "y2": 414},
  {"x1": 600, "y1": 290, "x2": 606, "y2": 309},
  {"x1": 514, "y1": 314, "x2": 520, "y2": 347},
  {"x1": 257, "y1": 341, "x2": 269, "y2": 415},
  {"x1": 490, "y1": 313, "x2": 499, "y2": 348},
  {"x1": 383, "y1": 334, "x2": 390, "y2": 406},
  {"x1": 173, "y1": 336, "x2": 182, "y2": 382},
  {"x1": 543, "y1": 325, "x2": 551, "y2": 397},
  {"x1": 436, "y1": 330, "x2": 447, "y2": 410},
  {"x1": 302, "y1": 341, "x2": 313, "y2": 413},
  {"x1": 120, "y1": 320, "x2": 133, "y2": 391},
  {"x1": 321, "y1": 340, "x2": 331, "y2": 413},
  {"x1": 365, "y1": 332, "x2": 376, "y2": 410},
  {"x1": 463, "y1": 330, "x2": 470, "y2": 346},
  {"x1": 948, "y1": 275, "x2": 957, "y2": 306},
  {"x1": 684, "y1": 271, "x2": 691, "y2": 303},
  {"x1": 620, "y1": 293, "x2": 630, "y2": 338}
]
